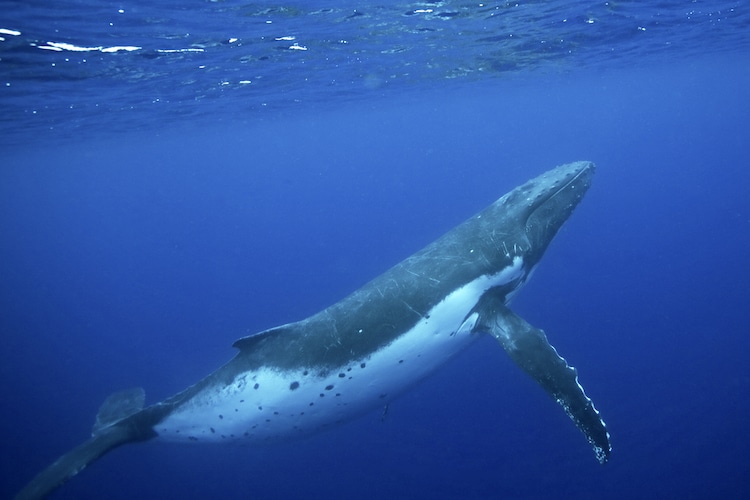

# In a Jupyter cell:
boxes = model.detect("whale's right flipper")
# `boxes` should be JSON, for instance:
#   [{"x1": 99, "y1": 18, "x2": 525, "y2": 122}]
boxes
[{"x1": 474, "y1": 293, "x2": 611, "y2": 464}]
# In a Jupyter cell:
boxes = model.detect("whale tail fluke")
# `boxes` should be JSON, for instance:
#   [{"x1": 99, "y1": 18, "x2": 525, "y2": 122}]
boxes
[{"x1": 16, "y1": 388, "x2": 152, "y2": 500}]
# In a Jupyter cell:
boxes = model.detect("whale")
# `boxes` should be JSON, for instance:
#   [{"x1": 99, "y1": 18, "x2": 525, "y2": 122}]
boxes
[{"x1": 17, "y1": 161, "x2": 610, "y2": 499}]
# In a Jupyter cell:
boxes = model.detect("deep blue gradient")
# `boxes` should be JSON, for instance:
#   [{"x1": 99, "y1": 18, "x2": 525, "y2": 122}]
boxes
[{"x1": 2, "y1": 2, "x2": 750, "y2": 499}]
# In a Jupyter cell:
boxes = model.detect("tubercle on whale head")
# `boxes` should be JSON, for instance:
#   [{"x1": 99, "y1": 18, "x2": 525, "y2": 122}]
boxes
[
  {"x1": 460, "y1": 162, "x2": 594, "y2": 301},
  {"x1": 500, "y1": 161, "x2": 595, "y2": 266}
]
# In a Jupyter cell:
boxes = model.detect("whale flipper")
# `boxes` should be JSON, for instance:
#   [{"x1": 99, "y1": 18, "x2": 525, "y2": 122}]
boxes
[{"x1": 474, "y1": 293, "x2": 611, "y2": 464}]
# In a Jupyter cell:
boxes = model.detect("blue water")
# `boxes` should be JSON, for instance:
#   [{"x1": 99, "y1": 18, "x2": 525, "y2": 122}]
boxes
[{"x1": 2, "y1": 1, "x2": 749, "y2": 498}]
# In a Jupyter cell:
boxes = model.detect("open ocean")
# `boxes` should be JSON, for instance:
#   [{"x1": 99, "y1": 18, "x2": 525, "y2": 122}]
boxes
[{"x1": 2, "y1": 1, "x2": 749, "y2": 498}]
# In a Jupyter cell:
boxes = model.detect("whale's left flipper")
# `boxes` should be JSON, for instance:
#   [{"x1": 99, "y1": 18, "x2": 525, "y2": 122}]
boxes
[{"x1": 474, "y1": 293, "x2": 611, "y2": 464}]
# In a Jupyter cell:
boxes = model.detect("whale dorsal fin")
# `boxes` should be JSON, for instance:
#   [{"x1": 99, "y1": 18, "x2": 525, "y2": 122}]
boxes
[{"x1": 232, "y1": 324, "x2": 293, "y2": 351}]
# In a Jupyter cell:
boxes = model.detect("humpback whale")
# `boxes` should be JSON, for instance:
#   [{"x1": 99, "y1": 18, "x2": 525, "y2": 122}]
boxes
[{"x1": 17, "y1": 161, "x2": 610, "y2": 499}]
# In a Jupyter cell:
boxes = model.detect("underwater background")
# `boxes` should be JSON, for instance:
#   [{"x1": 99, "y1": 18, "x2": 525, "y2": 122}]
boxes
[{"x1": 2, "y1": 1, "x2": 749, "y2": 498}]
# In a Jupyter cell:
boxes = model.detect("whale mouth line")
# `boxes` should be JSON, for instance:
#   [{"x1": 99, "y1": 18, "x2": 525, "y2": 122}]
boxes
[
  {"x1": 545, "y1": 163, "x2": 591, "y2": 204},
  {"x1": 525, "y1": 163, "x2": 593, "y2": 219}
]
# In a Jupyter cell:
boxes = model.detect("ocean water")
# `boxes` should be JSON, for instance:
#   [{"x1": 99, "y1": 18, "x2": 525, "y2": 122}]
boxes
[{"x1": 2, "y1": 1, "x2": 749, "y2": 498}]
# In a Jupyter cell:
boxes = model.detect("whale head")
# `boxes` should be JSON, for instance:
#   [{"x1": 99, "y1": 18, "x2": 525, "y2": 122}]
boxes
[
  {"x1": 495, "y1": 161, "x2": 594, "y2": 267},
  {"x1": 519, "y1": 161, "x2": 594, "y2": 263},
  {"x1": 456, "y1": 161, "x2": 594, "y2": 303}
]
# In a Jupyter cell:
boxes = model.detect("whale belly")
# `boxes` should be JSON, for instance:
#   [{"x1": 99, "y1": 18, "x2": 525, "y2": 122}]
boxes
[{"x1": 156, "y1": 258, "x2": 524, "y2": 443}]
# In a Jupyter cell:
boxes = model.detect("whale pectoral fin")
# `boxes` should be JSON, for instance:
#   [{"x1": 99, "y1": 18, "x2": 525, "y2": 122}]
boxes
[{"x1": 474, "y1": 294, "x2": 611, "y2": 464}]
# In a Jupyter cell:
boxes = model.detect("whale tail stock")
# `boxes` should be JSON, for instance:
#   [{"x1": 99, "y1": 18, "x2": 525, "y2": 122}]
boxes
[{"x1": 16, "y1": 388, "x2": 155, "y2": 500}]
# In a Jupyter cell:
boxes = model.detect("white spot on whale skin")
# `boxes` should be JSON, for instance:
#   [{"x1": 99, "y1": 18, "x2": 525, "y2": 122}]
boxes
[{"x1": 157, "y1": 257, "x2": 527, "y2": 443}]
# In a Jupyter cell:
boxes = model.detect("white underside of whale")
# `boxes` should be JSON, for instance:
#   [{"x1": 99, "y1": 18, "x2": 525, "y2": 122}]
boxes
[{"x1": 156, "y1": 256, "x2": 525, "y2": 443}]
